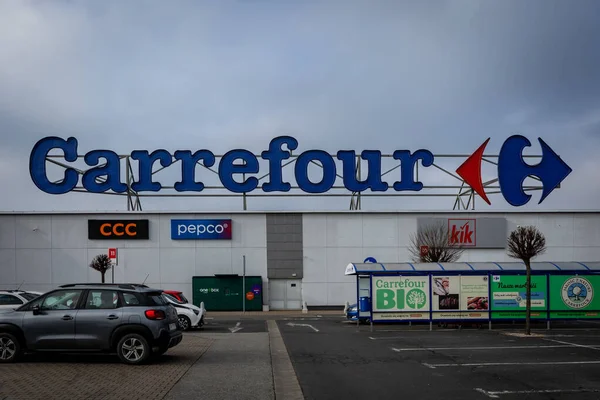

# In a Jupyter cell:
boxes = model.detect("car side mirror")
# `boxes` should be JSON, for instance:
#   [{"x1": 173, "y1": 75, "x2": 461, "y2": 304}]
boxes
[{"x1": 32, "y1": 305, "x2": 41, "y2": 315}]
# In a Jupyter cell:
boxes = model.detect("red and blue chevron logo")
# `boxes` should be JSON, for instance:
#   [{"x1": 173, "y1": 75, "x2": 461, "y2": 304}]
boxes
[{"x1": 455, "y1": 135, "x2": 572, "y2": 207}]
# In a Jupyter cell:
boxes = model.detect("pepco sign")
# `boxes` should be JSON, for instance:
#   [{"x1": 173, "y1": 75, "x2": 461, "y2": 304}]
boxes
[
  {"x1": 88, "y1": 219, "x2": 149, "y2": 240},
  {"x1": 171, "y1": 219, "x2": 232, "y2": 240}
]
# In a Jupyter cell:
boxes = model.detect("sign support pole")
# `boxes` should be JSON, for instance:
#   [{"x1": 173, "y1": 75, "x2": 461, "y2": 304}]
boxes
[{"x1": 243, "y1": 255, "x2": 246, "y2": 314}]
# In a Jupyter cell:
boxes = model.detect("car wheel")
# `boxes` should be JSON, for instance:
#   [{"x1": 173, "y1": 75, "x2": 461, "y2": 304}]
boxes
[
  {"x1": 0, "y1": 333, "x2": 21, "y2": 363},
  {"x1": 178, "y1": 315, "x2": 191, "y2": 331},
  {"x1": 117, "y1": 334, "x2": 150, "y2": 365}
]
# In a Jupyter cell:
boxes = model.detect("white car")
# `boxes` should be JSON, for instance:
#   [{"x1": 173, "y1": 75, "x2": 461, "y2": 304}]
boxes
[
  {"x1": 0, "y1": 290, "x2": 43, "y2": 310},
  {"x1": 162, "y1": 292, "x2": 206, "y2": 331}
]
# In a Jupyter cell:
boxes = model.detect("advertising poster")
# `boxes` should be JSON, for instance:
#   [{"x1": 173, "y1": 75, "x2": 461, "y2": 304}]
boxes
[
  {"x1": 549, "y1": 275, "x2": 600, "y2": 319},
  {"x1": 432, "y1": 275, "x2": 489, "y2": 320},
  {"x1": 372, "y1": 276, "x2": 430, "y2": 320},
  {"x1": 490, "y1": 275, "x2": 548, "y2": 319},
  {"x1": 461, "y1": 275, "x2": 490, "y2": 315}
]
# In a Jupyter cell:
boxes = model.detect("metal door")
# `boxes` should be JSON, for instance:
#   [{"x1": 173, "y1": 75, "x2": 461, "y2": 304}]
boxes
[
  {"x1": 75, "y1": 289, "x2": 124, "y2": 350},
  {"x1": 22, "y1": 289, "x2": 83, "y2": 350},
  {"x1": 269, "y1": 279, "x2": 302, "y2": 310}
]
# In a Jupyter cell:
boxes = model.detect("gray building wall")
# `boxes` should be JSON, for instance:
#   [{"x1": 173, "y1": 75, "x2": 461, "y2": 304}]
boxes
[
  {"x1": 0, "y1": 213, "x2": 268, "y2": 307},
  {"x1": 1, "y1": 210, "x2": 600, "y2": 308}
]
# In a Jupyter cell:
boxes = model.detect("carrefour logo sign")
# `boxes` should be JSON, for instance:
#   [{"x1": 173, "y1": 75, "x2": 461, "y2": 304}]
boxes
[
  {"x1": 29, "y1": 135, "x2": 572, "y2": 207},
  {"x1": 171, "y1": 219, "x2": 232, "y2": 240}
]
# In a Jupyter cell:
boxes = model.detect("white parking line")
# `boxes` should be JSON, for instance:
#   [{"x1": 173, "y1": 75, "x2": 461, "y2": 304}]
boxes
[
  {"x1": 392, "y1": 344, "x2": 579, "y2": 352},
  {"x1": 475, "y1": 388, "x2": 600, "y2": 398},
  {"x1": 423, "y1": 360, "x2": 600, "y2": 368},
  {"x1": 543, "y1": 338, "x2": 600, "y2": 351},
  {"x1": 369, "y1": 334, "x2": 479, "y2": 340}
]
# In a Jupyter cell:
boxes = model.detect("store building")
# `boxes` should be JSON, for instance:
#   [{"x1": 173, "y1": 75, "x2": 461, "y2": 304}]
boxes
[{"x1": 1, "y1": 210, "x2": 599, "y2": 310}]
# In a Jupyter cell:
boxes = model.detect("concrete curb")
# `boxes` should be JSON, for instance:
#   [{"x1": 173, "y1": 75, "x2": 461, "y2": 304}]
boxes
[{"x1": 267, "y1": 320, "x2": 305, "y2": 400}]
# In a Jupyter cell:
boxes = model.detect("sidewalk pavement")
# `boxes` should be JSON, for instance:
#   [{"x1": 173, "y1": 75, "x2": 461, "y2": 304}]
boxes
[
  {"x1": 164, "y1": 332, "x2": 275, "y2": 400},
  {"x1": 164, "y1": 321, "x2": 305, "y2": 400}
]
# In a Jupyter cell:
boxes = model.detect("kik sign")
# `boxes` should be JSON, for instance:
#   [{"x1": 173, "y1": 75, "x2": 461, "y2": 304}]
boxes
[
  {"x1": 448, "y1": 219, "x2": 476, "y2": 247},
  {"x1": 28, "y1": 135, "x2": 572, "y2": 207},
  {"x1": 417, "y1": 217, "x2": 506, "y2": 249}
]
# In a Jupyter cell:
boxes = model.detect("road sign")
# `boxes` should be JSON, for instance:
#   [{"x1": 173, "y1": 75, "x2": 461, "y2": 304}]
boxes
[
  {"x1": 420, "y1": 245, "x2": 429, "y2": 257},
  {"x1": 246, "y1": 292, "x2": 255, "y2": 301},
  {"x1": 108, "y1": 248, "x2": 117, "y2": 265}
]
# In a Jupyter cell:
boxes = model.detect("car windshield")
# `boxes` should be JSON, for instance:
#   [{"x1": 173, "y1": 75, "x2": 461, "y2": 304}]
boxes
[
  {"x1": 164, "y1": 293, "x2": 184, "y2": 304},
  {"x1": 179, "y1": 294, "x2": 189, "y2": 303},
  {"x1": 20, "y1": 292, "x2": 40, "y2": 301}
]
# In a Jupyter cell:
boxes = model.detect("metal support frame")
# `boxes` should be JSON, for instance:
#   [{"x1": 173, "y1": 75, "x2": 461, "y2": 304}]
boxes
[{"x1": 44, "y1": 152, "x2": 546, "y2": 211}]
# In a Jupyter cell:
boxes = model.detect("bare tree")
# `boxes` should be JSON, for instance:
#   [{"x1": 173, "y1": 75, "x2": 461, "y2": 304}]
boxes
[
  {"x1": 408, "y1": 220, "x2": 465, "y2": 262},
  {"x1": 507, "y1": 225, "x2": 547, "y2": 335},
  {"x1": 90, "y1": 254, "x2": 112, "y2": 283}
]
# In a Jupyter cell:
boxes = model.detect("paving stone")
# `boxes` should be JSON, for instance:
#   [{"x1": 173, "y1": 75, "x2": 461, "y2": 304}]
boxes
[{"x1": 0, "y1": 335, "x2": 213, "y2": 400}]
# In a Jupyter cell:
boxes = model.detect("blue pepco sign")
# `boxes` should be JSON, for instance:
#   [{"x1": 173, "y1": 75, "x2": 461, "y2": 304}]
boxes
[
  {"x1": 171, "y1": 219, "x2": 232, "y2": 240},
  {"x1": 28, "y1": 135, "x2": 572, "y2": 207}
]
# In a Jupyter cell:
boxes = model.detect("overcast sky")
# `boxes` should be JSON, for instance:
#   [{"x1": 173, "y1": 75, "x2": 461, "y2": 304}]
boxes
[{"x1": 1, "y1": 0, "x2": 599, "y2": 213}]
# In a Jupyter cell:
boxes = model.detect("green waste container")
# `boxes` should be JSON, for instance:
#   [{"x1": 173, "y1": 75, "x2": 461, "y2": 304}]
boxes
[{"x1": 192, "y1": 275, "x2": 263, "y2": 311}]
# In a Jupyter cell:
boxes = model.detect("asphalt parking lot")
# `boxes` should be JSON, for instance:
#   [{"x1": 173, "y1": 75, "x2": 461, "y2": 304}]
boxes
[
  {"x1": 2, "y1": 315, "x2": 600, "y2": 399},
  {"x1": 278, "y1": 318, "x2": 600, "y2": 400}
]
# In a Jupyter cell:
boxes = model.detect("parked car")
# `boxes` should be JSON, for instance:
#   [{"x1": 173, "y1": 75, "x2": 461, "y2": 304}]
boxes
[
  {"x1": 162, "y1": 292, "x2": 205, "y2": 331},
  {"x1": 344, "y1": 303, "x2": 370, "y2": 323},
  {"x1": 0, "y1": 290, "x2": 43, "y2": 310},
  {"x1": 0, "y1": 283, "x2": 183, "y2": 365},
  {"x1": 163, "y1": 290, "x2": 190, "y2": 303}
]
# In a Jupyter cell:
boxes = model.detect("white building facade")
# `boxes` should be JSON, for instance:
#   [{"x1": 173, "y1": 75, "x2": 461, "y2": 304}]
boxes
[{"x1": 1, "y1": 211, "x2": 599, "y2": 310}]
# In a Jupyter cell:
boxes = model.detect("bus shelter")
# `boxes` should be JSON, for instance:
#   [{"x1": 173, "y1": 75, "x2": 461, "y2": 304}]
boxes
[{"x1": 344, "y1": 261, "x2": 600, "y2": 328}]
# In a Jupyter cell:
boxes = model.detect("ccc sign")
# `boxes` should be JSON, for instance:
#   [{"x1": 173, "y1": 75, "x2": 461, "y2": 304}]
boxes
[{"x1": 88, "y1": 219, "x2": 149, "y2": 240}]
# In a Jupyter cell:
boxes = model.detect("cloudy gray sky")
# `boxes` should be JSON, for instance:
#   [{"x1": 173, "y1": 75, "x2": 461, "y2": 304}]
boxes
[{"x1": 1, "y1": 0, "x2": 599, "y2": 212}]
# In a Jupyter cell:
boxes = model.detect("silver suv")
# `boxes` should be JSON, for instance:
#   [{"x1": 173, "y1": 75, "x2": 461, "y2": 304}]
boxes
[{"x1": 0, "y1": 283, "x2": 183, "y2": 365}]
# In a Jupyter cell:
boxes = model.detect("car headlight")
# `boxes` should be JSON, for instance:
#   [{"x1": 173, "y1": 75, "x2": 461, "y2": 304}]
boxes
[{"x1": 193, "y1": 309, "x2": 199, "y2": 315}]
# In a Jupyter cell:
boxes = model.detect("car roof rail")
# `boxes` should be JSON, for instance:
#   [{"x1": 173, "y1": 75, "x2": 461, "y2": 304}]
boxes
[{"x1": 58, "y1": 283, "x2": 151, "y2": 290}]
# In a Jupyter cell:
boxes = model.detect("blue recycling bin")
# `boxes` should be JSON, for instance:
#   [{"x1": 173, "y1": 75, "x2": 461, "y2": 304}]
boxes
[{"x1": 359, "y1": 296, "x2": 371, "y2": 312}]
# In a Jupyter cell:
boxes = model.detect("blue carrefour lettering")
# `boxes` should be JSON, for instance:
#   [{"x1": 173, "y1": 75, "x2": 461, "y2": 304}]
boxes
[
  {"x1": 131, "y1": 150, "x2": 173, "y2": 191},
  {"x1": 173, "y1": 150, "x2": 215, "y2": 191},
  {"x1": 392, "y1": 149, "x2": 434, "y2": 190},
  {"x1": 82, "y1": 150, "x2": 127, "y2": 193},
  {"x1": 295, "y1": 150, "x2": 336, "y2": 193},
  {"x1": 27, "y1": 135, "x2": 571, "y2": 207},
  {"x1": 218, "y1": 149, "x2": 259, "y2": 193},
  {"x1": 498, "y1": 135, "x2": 572, "y2": 206},
  {"x1": 336, "y1": 150, "x2": 388, "y2": 192},
  {"x1": 29, "y1": 137, "x2": 79, "y2": 194},
  {"x1": 261, "y1": 136, "x2": 298, "y2": 192}
]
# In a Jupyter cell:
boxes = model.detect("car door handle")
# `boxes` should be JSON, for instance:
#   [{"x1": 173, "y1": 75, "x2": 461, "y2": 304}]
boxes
[
  {"x1": 62, "y1": 315, "x2": 73, "y2": 320},
  {"x1": 107, "y1": 315, "x2": 119, "y2": 320}
]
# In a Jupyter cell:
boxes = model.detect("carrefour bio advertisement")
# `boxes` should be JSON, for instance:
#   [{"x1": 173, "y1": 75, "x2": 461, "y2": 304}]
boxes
[
  {"x1": 490, "y1": 275, "x2": 548, "y2": 319},
  {"x1": 431, "y1": 275, "x2": 489, "y2": 320},
  {"x1": 549, "y1": 275, "x2": 600, "y2": 319},
  {"x1": 372, "y1": 276, "x2": 430, "y2": 320}
]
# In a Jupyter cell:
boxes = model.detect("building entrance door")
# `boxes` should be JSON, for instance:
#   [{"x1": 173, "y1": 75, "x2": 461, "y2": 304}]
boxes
[{"x1": 269, "y1": 279, "x2": 302, "y2": 310}]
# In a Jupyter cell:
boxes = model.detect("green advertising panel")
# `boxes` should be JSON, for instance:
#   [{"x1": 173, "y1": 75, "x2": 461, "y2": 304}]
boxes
[
  {"x1": 549, "y1": 275, "x2": 600, "y2": 319},
  {"x1": 372, "y1": 276, "x2": 430, "y2": 320},
  {"x1": 490, "y1": 275, "x2": 548, "y2": 319}
]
